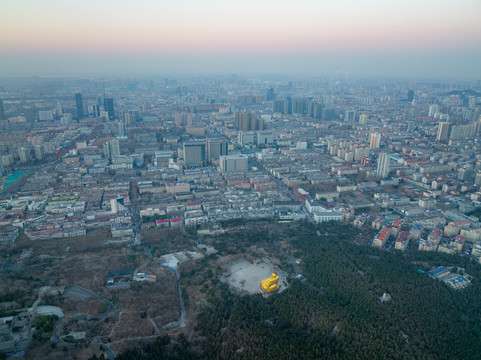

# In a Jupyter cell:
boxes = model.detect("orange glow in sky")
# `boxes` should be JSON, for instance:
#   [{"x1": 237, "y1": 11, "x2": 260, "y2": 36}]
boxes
[{"x1": 1, "y1": 0, "x2": 480, "y2": 77}]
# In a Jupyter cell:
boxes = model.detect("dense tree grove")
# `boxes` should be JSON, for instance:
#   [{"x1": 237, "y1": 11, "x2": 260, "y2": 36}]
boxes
[
  {"x1": 32, "y1": 315, "x2": 58, "y2": 342},
  {"x1": 109, "y1": 335, "x2": 194, "y2": 360},
  {"x1": 118, "y1": 222, "x2": 481, "y2": 359}
]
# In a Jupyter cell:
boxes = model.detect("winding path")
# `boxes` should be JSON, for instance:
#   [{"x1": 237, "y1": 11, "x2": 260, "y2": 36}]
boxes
[{"x1": 50, "y1": 284, "x2": 119, "y2": 359}]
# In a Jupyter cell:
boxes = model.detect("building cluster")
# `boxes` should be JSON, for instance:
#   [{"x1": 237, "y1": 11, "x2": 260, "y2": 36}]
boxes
[
  {"x1": 427, "y1": 266, "x2": 471, "y2": 290},
  {"x1": 1, "y1": 77, "x2": 481, "y2": 263}
]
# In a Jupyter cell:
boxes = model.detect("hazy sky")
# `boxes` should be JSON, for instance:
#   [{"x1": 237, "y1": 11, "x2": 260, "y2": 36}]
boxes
[{"x1": 1, "y1": 0, "x2": 480, "y2": 79}]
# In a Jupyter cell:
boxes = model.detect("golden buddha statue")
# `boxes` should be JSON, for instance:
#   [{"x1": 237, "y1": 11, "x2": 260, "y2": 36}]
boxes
[{"x1": 261, "y1": 273, "x2": 280, "y2": 292}]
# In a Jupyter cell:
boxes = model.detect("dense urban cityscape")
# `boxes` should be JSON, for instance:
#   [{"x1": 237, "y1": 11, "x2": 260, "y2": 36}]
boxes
[
  {"x1": 0, "y1": 75, "x2": 481, "y2": 358},
  {"x1": 1, "y1": 77, "x2": 481, "y2": 252},
  {"x1": 1, "y1": 0, "x2": 481, "y2": 358}
]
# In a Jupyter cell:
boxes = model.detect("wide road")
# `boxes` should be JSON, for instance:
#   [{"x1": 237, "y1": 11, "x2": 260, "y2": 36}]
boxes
[
  {"x1": 129, "y1": 179, "x2": 141, "y2": 246},
  {"x1": 174, "y1": 269, "x2": 186, "y2": 328}
]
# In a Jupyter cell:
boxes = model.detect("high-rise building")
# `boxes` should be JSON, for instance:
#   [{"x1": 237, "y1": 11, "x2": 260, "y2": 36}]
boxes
[
  {"x1": 475, "y1": 119, "x2": 481, "y2": 135},
  {"x1": 91, "y1": 104, "x2": 98, "y2": 117},
  {"x1": 458, "y1": 166, "x2": 473, "y2": 181},
  {"x1": 475, "y1": 171, "x2": 481, "y2": 187},
  {"x1": 330, "y1": 144, "x2": 339, "y2": 156},
  {"x1": 19, "y1": 147, "x2": 31, "y2": 163},
  {"x1": 273, "y1": 100, "x2": 284, "y2": 113},
  {"x1": 235, "y1": 111, "x2": 264, "y2": 131},
  {"x1": 449, "y1": 125, "x2": 463, "y2": 140},
  {"x1": 256, "y1": 131, "x2": 274, "y2": 146},
  {"x1": 61, "y1": 113, "x2": 72, "y2": 124},
  {"x1": 237, "y1": 95, "x2": 258, "y2": 106},
  {"x1": 75, "y1": 93, "x2": 84, "y2": 118},
  {"x1": 369, "y1": 132, "x2": 381, "y2": 149},
  {"x1": 322, "y1": 108, "x2": 335, "y2": 120},
  {"x1": 266, "y1": 87, "x2": 275, "y2": 101},
  {"x1": 110, "y1": 197, "x2": 125, "y2": 214},
  {"x1": 117, "y1": 121, "x2": 126, "y2": 137},
  {"x1": 462, "y1": 124, "x2": 476, "y2": 139},
  {"x1": 354, "y1": 146, "x2": 369, "y2": 161},
  {"x1": 220, "y1": 154, "x2": 248, "y2": 172},
  {"x1": 292, "y1": 101, "x2": 306, "y2": 115},
  {"x1": 284, "y1": 100, "x2": 293, "y2": 114},
  {"x1": 429, "y1": 104, "x2": 440, "y2": 117},
  {"x1": 104, "y1": 98, "x2": 115, "y2": 120},
  {"x1": 344, "y1": 110, "x2": 356, "y2": 122},
  {"x1": 407, "y1": 90, "x2": 414, "y2": 102},
  {"x1": 1, "y1": 154, "x2": 14, "y2": 168},
  {"x1": 23, "y1": 106, "x2": 35, "y2": 122},
  {"x1": 174, "y1": 112, "x2": 187, "y2": 126},
  {"x1": 0, "y1": 99, "x2": 6, "y2": 120},
  {"x1": 359, "y1": 114, "x2": 368, "y2": 125},
  {"x1": 102, "y1": 142, "x2": 110, "y2": 159},
  {"x1": 377, "y1": 153, "x2": 390, "y2": 179},
  {"x1": 154, "y1": 150, "x2": 173, "y2": 166},
  {"x1": 34, "y1": 144, "x2": 44, "y2": 160},
  {"x1": 207, "y1": 138, "x2": 228, "y2": 162},
  {"x1": 110, "y1": 139, "x2": 120, "y2": 157},
  {"x1": 119, "y1": 110, "x2": 132, "y2": 124},
  {"x1": 407, "y1": 121, "x2": 415, "y2": 132},
  {"x1": 344, "y1": 151, "x2": 354, "y2": 162},
  {"x1": 307, "y1": 101, "x2": 323, "y2": 118},
  {"x1": 103, "y1": 139, "x2": 120, "y2": 159},
  {"x1": 436, "y1": 122, "x2": 450, "y2": 141},
  {"x1": 56, "y1": 101, "x2": 64, "y2": 116},
  {"x1": 239, "y1": 132, "x2": 255, "y2": 147},
  {"x1": 183, "y1": 140, "x2": 206, "y2": 167},
  {"x1": 186, "y1": 113, "x2": 193, "y2": 127},
  {"x1": 38, "y1": 110, "x2": 53, "y2": 121},
  {"x1": 237, "y1": 111, "x2": 252, "y2": 131},
  {"x1": 337, "y1": 147, "x2": 346, "y2": 159},
  {"x1": 83, "y1": 102, "x2": 89, "y2": 117}
]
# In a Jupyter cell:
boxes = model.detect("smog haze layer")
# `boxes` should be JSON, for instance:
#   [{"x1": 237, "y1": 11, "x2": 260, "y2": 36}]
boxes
[{"x1": 1, "y1": 0, "x2": 480, "y2": 79}]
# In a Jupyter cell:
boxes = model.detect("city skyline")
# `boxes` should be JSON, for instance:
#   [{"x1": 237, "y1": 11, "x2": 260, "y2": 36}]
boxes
[
  {"x1": 1, "y1": 0, "x2": 481, "y2": 79},
  {"x1": 1, "y1": 67, "x2": 481, "y2": 359}
]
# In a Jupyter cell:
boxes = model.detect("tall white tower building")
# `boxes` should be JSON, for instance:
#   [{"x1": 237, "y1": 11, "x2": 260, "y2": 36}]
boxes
[
  {"x1": 369, "y1": 133, "x2": 381, "y2": 149},
  {"x1": 377, "y1": 153, "x2": 390, "y2": 179}
]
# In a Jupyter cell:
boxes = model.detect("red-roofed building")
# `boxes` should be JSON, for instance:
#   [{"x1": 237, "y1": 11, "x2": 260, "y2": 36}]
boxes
[
  {"x1": 156, "y1": 219, "x2": 169, "y2": 228},
  {"x1": 170, "y1": 218, "x2": 183, "y2": 227},
  {"x1": 373, "y1": 227, "x2": 391, "y2": 248},
  {"x1": 395, "y1": 231, "x2": 410, "y2": 251}
]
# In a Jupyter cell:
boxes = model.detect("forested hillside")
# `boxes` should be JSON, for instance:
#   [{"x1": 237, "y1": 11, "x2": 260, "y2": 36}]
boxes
[{"x1": 116, "y1": 222, "x2": 481, "y2": 359}]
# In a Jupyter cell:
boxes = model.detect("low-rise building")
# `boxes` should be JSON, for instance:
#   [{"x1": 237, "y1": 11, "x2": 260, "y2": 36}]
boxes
[
  {"x1": 444, "y1": 221, "x2": 470, "y2": 237},
  {"x1": 373, "y1": 227, "x2": 391, "y2": 248},
  {"x1": 394, "y1": 231, "x2": 410, "y2": 251},
  {"x1": 305, "y1": 199, "x2": 327, "y2": 213},
  {"x1": 313, "y1": 211, "x2": 344, "y2": 223}
]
